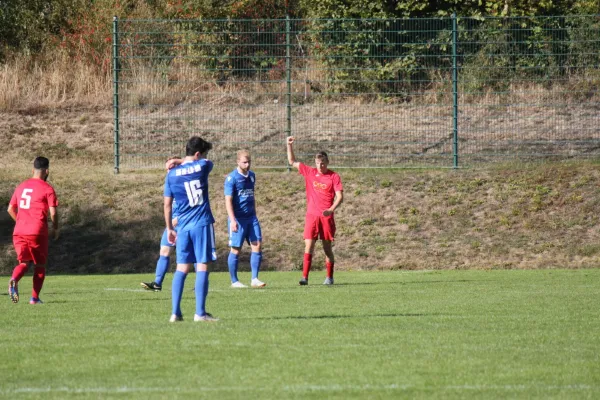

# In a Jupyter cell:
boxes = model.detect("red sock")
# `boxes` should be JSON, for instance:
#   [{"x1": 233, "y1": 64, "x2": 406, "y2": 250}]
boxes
[
  {"x1": 326, "y1": 261, "x2": 334, "y2": 279},
  {"x1": 11, "y1": 263, "x2": 28, "y2": 282},
  {"x1": 32, "y1": 267, "x2": 46, "y2": 299},
  {"x1": 303, "y1": 253, "x2": 313, "y2": 279}
]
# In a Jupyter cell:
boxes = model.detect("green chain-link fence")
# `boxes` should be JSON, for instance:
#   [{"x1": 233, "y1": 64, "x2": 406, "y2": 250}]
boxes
[{"x1": 113, "y1": 15, "x2": 600, "y2": 171}]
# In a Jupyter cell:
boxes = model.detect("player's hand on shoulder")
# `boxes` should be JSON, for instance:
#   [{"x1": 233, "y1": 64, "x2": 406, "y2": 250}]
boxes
[{"x1": 166, "y1": 158, "x2": 182, "y2": 170}]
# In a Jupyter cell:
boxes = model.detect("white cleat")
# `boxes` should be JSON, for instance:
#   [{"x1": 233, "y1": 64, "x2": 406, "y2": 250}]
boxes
[
  {"x1": 231, "y1": 281, "x2": 247, "y2": 288},
  {"x1": 251, "y1": 278, "x2": 266, "y2": 288},
  {"x1": 194, "y1": 313, "x2": 219, "y2": 322},
  {"x1": 169, "y1": 314, "x2": 183, "y2": 322}
]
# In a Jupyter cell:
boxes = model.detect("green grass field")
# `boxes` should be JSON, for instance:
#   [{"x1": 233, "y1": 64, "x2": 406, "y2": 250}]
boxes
[{"x1": 1, "y1": 269, "x2": 599, "y2": 399}]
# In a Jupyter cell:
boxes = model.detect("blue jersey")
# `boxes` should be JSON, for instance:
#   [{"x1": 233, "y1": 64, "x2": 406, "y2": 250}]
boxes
[
  {"x1": 164, "y1": 159, "x2": 215, "y2": 232},
  {"x1": 224, "y1": 169, "x2": 256, "y2": 220}
]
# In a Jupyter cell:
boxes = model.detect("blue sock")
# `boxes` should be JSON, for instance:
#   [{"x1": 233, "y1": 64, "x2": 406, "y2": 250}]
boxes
[
  {"x1": 155, "y1": 256, "x2": 169, "y2": 285},
  {"x1": 250, "y1": 252, "x2": 262, "y2": 280},
  {"x1": 228, "y1": 252, "x2": 239, "y2": 282},
  {"x1": 195, "y1": 271, "x2": 209, "y2": 316},
  {"x1": 204, "y1": 271, "x2": 210, "y2": 300},
  {"x1": 171, "y1": 271, "x2": 187, "y2": 317}
]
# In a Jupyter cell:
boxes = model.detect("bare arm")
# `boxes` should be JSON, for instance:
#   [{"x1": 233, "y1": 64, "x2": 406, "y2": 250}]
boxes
[
  {"x1": 286, "y1": 136, "x2": 300, "y2": 169},
  {"x1": 225, "y1": 195, "x2": 238, "y2": 232},
  {"x1": 164, "y1": 196, "x2": 173, "y2": 230},
  {"x1": 323, "y1": 191, "x2": 343, "y2": 217},
  {"x1": 164, "y1": 196, "x2": 177, "y2": 244},
  {"x1": 7, "y1": 204, "x2": 17, "y2": 221},
  {"x1": 49, "y1": 206, "x2": 59, "y2": 239}
]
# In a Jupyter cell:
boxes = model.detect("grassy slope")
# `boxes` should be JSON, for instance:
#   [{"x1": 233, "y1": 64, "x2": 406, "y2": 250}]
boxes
[
  {"x1": 0, "y1": 270, "x2": 599, "y2": 399},
  {"x1": 0, "y1": 108, "x2": 599, "y2": 274}
]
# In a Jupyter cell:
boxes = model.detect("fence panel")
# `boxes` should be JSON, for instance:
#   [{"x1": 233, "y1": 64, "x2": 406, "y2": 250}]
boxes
[{"x1": 113, "y1": 16, "x2": 600, "y2": 170}]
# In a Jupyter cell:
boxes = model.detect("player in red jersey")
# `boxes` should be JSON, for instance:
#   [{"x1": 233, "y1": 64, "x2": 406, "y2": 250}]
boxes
[
  {"x1": 7, "y1": 157, "x2": 59, "y2": 304},
  {"x1": 286, "y1": 136, "x2": 343, "y2": 285}
]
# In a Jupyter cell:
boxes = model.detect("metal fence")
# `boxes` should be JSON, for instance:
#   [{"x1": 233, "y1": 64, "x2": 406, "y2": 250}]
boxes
[{"x1": 112, "y1": 15, "x2": 600, "y2": 171}]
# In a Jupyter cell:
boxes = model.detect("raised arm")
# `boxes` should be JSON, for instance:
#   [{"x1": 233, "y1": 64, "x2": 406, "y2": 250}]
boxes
[
  {"x1": 286, "y1": 136, "x2": 300, "y2": 169},
  {"x1": 49, "y1": 206, "x2": 59, "y2": 240}
]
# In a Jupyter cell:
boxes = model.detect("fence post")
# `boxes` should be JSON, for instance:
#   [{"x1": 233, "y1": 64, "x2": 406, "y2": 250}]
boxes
[
  {"x1": 285, "y1": 15, "x2": 292, "y2": 171},
  {"x1": 113, "y1": 16, "x2": 120, "y2": 174},
  {"x1": 452, "y1": 13, "x2": 459, "y2": 169}
]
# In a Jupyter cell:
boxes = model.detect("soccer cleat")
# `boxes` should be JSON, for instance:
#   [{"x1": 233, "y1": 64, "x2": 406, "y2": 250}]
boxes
[
  {"x1": 323, "y1": 277, "x2": 334, "y2": 285},
  {"x1": 194, "y1": 313, "x2": 219, "y2": 322},
  {"x1": 251, "y1": 278, "x2": 266, "y2": 288},
  {"x1": 29, "y1": 297, "x2": 43, "y2": 305},
  {"x1": 140, "y1": 281, "x2": 162, "y2": 291},
  {"x1": 169, "y1": 314, "x2": 183, "y2": 322},
  {"x1": 8, "y1": 279, "x2": 19, "y2": 303},
  {"x1": 231, "y1": 281, "x2": 247, "y2": 288},
  {"x1": 299, "y1": 277, "x2": 308, "y2": 286}
]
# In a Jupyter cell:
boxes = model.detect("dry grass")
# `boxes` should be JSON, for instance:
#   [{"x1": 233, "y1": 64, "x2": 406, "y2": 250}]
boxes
[
  {"x1": 1, "y1": 147, "x2": 600, "y2": 275},
  {"x1": 0, "y1": 54, "x2": 111, "y2": 111}
]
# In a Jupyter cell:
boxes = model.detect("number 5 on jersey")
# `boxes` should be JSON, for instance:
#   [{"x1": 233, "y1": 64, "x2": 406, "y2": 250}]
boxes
[
  {"x1": 184, "y1": 180, "x2": 203, "y2": 207},
  {"x1": 20, "y1": 188, "x2": 33, "y2": 209}
]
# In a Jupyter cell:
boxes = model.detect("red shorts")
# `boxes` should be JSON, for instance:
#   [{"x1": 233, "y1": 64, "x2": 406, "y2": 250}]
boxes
[
  {"x1": 303, "y1": 213, "x2": 336, "y2": 241},
  {"x1": 13, "y1": 235, "x2": 48, "y2": 265}
]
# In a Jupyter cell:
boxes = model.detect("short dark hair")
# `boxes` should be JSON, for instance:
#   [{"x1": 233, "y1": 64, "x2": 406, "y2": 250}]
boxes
[
  {"x1": 33, "y1": 157, "x2": 49, "y2": 169},
  {"x1": 186, "y1": 136, "x2": 213, "y2": 156},
  {"x1": 315, "y1": 151, "x2": 329, "y2": 162}
]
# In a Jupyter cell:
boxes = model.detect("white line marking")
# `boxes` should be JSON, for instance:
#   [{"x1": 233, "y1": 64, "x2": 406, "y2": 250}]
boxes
[{"x1": 1, "y1": 383, "x2": 595, "y2": 394}]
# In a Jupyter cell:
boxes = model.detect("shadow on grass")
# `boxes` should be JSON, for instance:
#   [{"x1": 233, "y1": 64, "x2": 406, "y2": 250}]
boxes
[{"x1": 255, "y1": 312, "x2": 434, "y2": 320}]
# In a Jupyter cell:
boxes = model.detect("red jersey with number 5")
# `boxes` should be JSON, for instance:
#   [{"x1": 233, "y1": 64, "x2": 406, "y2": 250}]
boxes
[
  {"x1": 9, "y1": 178, "x2": 58, "y2": 236},
  {"x1": 299, "y1": 163, "x2": 343, "y2": 217}
]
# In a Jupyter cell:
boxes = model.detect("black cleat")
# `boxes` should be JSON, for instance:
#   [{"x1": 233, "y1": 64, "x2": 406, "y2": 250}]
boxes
[
  {"x1": 141, "y1": 281, "x2": 162, "y2": 292},
  {"x1": 299, "y1": 278, "x2": 308, "y2": 286}
]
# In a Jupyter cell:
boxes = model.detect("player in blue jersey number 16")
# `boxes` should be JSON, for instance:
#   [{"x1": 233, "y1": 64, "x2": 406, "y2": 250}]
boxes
[{"x1": 164, "y1": 137, "x2": 218, "y2": 323}]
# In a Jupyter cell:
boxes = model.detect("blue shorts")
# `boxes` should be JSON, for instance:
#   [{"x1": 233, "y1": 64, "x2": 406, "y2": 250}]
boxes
[
  {"x1": 176, "y1": 224, "x2": 217, "y2": 264},
  {"x1": 160, "y1": 228, "x2": 176, "y2": 248},
  {"x1": 228, "y1": 216, "x2": 262, "y2": 248}
]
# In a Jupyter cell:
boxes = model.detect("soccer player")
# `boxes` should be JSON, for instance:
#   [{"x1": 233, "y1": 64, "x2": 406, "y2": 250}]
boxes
[
  {"x1": 140, "y1": 199, "x2": 180, "y2": 292},
  {"x1": 164, "y1": 136, "x2": 218, "y2": 322},
  {"x1": 224, "y1": 150, "x2": 266, "y2": 288},
  {"x1": 286, "y1": 136, "x2": 343, "y2": 285},
  {"x1": 7, "y1": 157, "x2": 59, "y2": 304}
]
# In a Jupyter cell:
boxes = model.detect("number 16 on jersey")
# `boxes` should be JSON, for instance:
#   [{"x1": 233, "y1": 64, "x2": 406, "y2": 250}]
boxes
[{"x1": 184, "y1": 180, "x2": 204, "y2": 207}]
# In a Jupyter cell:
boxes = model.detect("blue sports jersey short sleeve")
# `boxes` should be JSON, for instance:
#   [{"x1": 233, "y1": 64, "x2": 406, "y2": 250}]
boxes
[
  {"x1": 224, "y1": 169, "x2": 256, "y2": 220},
  {"x1": 164, "y1": 159, "x2": 215, "y2": 231}
]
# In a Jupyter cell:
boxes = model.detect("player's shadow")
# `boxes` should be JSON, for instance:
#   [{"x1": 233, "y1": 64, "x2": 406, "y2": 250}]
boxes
[{"x1": 256, "y1": 312, "x2": 434, "y2": 320}]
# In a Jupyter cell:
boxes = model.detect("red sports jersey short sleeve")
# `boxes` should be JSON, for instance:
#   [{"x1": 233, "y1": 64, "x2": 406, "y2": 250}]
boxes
[
  {"x1": 10, "y1": 178, "x2": 58, "y2": 236},
  {"x1": 298, "y1": 163, "x2": 342, "y2": 217}
]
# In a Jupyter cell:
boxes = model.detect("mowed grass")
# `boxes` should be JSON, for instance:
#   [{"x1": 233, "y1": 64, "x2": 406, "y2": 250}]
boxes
[{"x1": 1, "y1": 269, "x2": 599, "y2": 399}]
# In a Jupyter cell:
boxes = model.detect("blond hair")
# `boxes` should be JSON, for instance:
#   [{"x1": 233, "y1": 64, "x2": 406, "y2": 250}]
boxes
[{"x1": 237, "y1": 149, "x2": 251, "y2": 160}]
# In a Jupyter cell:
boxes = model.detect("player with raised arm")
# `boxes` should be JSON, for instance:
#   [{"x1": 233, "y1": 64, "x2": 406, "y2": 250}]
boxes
[
  {"x1": 164, "y1": 137, "x2": 218, "y2": 322},
  {"x1": 7, "y1": 157, "x2": 59, "y2": 304},
  {"x1": 224, "y1": 150, "x2": 266, "y2": 288},
  {"x1": 140, "y1": 199, "x2": 180, "y2": 292},
  {"x1": 286, "y1": 136, "x2": 343, "y2": 285}
]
